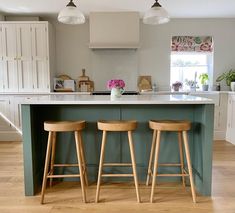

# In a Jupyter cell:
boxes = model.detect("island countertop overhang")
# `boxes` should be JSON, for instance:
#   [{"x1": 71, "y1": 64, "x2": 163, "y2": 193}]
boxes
[{"x1": 21, "y1": 94, "x2": 214, "y2": 105}]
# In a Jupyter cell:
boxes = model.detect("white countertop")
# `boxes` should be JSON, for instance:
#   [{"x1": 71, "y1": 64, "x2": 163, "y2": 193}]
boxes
[
  {"x1": 0, "y1": 90, "x2": 234, "y2": 96},
  {"x1": 20, "y1": 94, "x2": 214, "y2": 105},
  {"x1": 0, "y1": 92, "x2": 91, "y2": 95}
]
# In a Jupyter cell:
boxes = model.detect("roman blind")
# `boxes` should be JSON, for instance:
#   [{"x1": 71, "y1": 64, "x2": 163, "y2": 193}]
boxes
[{"x1": 171, "y1": 36, "x2": 213, "y2": 52}]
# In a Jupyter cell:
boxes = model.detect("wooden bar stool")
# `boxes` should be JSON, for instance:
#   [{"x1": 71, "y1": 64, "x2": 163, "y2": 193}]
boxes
[
  {"x1": 41, "y1": 121, "x2": 88, "y2": 204},
  {"x1": 146, "y1": 120, "x2": 196, "y2": 203},
  {"x1": 95, "y1": 120, "x2": 141, "y2": 203}
]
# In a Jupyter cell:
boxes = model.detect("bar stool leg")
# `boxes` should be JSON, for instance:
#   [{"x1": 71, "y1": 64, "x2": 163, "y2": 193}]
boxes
[
  {"x1": 150, "y1": 130, "x2": 161, "y2": 203},
  {"x1": 128, "y1": 131, "x2": 141, "y2": 203},
  {"x1": 75, "y1": 131, "x2": 87, "y2": 203},
  {"x1": 178, "y1": 131, "x2": 186, "y2": 187},
  {"x1": 95, "y1": 131, "x2": 107, "y2": 203},
  {"x1": 182, "y1": 131, "x2": 196, "y2": 203},
  {"x1": 49, "y1": 132, "x2": 56, "y2": 187},
  {"x1": 78, "y1": 132, "x2": 89, "y2": 186},
  {"x1": 41, "y1": 131, "x2": 53, "y2": 204},
  {"x1": 146, "y1": 130, "x2": 157, "y2": 186}
]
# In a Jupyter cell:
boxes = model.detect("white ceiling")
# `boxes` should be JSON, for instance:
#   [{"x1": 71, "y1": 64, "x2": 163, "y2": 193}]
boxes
[{"x1": 0, "y1": 0, "x2": 235, "y2": 18}]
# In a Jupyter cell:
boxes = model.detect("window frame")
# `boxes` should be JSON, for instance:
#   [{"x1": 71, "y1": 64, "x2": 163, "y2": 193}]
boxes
[{"x1": 170, "y1": 51, "x2": 214, "y2": 89}]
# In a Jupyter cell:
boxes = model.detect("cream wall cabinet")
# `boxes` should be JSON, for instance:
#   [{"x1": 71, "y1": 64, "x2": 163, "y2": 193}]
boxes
[
  {"x1": 31, "y1": 23, "x2": 50, "y2": 92},
  {"x1": 0, "y1": 24, "x2": 18, "y2": 92},
  {"x1": 0, "y1": 22, "x2": 55, "y2": 93}
]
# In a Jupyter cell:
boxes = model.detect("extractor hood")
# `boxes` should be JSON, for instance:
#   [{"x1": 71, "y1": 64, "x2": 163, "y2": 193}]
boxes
[{"x1": 89, "y1": 12, "x2": 140, "y2": 49}]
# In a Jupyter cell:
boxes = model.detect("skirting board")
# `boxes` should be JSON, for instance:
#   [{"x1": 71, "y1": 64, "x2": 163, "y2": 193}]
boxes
[
  {"x1": 0, "y1": 131, "x2": 22, "y2": 141},
  {"x1": 214, "y1": 130, "x2": 226, "y2": 141}
]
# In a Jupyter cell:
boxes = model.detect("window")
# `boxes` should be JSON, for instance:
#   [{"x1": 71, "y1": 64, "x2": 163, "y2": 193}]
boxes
[{"x1": 170, "y1": 36, "x2": 213, "y2": 90}]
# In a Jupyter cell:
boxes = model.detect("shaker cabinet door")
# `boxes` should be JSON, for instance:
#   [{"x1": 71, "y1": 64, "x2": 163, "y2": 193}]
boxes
[
  {"x1": 1, "y1": 24, "x2": 18, "y2": 92},
  {"x1": 16, "y1": 24, "x2": 33, "y2": 92},
  {"x1": 31, "y1": 24, "x2": 49, "y2": 92}
]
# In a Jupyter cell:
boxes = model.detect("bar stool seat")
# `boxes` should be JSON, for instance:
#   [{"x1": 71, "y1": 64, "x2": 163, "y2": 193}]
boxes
[
  {"x1": 41, "y1": 120, "x2": 88, "y2": 204},
  {"x1": 146, "y1": 120, "x2": 196, "y2": 203},
  {"x1": 97, "y1": 120, "x2": 137, "y2": 131},
  {"x1": 149, "y1": 120, "x2": 191, "y2": 131},
  {"x1": 95, "y1": 120, "x2": 141, "y2": 203}
]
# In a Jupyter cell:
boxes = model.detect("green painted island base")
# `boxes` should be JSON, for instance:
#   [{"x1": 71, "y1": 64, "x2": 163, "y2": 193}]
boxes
[{"x1": 22, "y1": 104, "x2": 214, "y2": 197}]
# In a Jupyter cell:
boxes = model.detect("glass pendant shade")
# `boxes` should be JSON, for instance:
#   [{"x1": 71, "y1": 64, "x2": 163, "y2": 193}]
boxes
[
  {"x1": 143, "y1": 1, "x2": 170, "y2": 25},
  {"x1": 58, "y1": 0, "x2": 85, "y2": 25}
]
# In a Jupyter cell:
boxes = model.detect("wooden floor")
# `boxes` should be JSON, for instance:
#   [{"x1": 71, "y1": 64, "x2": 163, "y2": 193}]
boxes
[{"x1": 0, "y1": 140, "x2": 234, "y2": 213}]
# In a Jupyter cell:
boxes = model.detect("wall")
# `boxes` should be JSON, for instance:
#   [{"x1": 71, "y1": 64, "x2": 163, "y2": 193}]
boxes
[
  {"x1": 0, "y1": 13, "x2": 5, "y2": 21},
  {"x1": 52, "y1": 18, "x2": 235, "y2": 91}
]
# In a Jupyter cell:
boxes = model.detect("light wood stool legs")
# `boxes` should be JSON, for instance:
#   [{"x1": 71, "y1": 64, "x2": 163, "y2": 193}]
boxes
[
  {"x1": 41, "y1": 132, "x2": 53, "y2": 204},
  {"x1": 149, "y1": 129, "x2": 196, "y2": 203},
  {"x1": 75, "y1": 131, "x2": 87, "y2": 203},
  {"x1": 150, "y1": 130, "x2": 161, "y2": 203},
  {"x1": 41, "y1": 130, "x2": 87, "y2": 204},
  {"x1": 182, "y1": 131, "x2": 196, "y2": 203},
  {"x1": 178, "y1": 132, "x2": 186, "y2": 187},
  {"x1": 95, "y1": 130, "x2": 140, "y2": 203},
  {"x1": 95, "y1": 131, "x2": 107, "y2": 203},
  {"x1": 128, "y1": 131, "x2": 141, "y2": 203},
  {"x1": 49, "y1": 132, "x2": 56, "y2": 187},
  {"x1": 146, "y1": 130, "x2": 157, "y2": 186},
  {"x1": 77, "y1": 132, "x2": 89, "y2": 186}
]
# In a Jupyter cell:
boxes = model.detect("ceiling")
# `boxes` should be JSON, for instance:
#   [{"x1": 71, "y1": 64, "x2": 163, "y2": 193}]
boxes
[{"x1": 0, "y1": 0, "x2": 235, "y2": 18}]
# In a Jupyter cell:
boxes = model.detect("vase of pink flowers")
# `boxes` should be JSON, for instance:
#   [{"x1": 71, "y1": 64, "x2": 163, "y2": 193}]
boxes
[{"x1": 107, "y1": 79, "x2": 125, "y2": 100}]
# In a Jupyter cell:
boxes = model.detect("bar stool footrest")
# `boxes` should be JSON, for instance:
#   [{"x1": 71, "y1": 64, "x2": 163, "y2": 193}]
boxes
[
  {"x1": 47, "y1": 174, "x2": 81, "y2": 178},
  {"x1": 103, "y1": 163, "x2": 132, "y2": 167},
  {"x1": 53, "y1": 163, "x2": 79, "y2": 167},
  {"x1": 159, "y1": 163, "x2": 182, "y2": 167},
  {"x1": 101, "y1": 174, "x2": 134, "y2": 177},
  {"x1": 157, "y1": 174, "x2": 189, "y2": 177}
]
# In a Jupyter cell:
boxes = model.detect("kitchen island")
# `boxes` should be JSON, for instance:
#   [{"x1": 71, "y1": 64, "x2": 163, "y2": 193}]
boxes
[{"x1": 21, "y1": 94, "x2": 214, "y2": 197}]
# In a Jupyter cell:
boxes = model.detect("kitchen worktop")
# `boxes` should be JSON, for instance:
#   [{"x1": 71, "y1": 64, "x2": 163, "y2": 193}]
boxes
[
  {"x1": 0, "y1": 90, "x2": 233, "y2": 96},
  {"x1": 21, "y1": 94, "x2": 214, "y2": 105}
]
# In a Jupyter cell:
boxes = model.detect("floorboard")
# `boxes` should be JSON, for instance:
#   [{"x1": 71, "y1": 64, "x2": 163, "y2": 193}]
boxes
[{"x1": 0, "y1": 140, "x2": 234, "y2": 213}]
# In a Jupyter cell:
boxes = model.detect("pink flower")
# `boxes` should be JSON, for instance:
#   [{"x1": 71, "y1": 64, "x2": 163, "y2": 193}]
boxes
[
  {"x1": 172, "y1": 81, "x2": 183, "y2": 87},
  {"x1": 200, "y1": 43, "x2": 211, "y2": 51},
  {"x1": 107, "y1": 79, "x2": 125, "y2": 89}
]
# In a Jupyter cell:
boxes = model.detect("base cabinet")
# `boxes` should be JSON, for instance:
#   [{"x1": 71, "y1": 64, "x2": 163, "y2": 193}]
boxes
[
  {"x1": 189, "y1": 92, "x2": 227, "y2": 140},
  {"x1": 226, "y1": 94, "x2": 235, "y2": 145},
  {"x1": 0, "y1": 96, "x2": 21, "y2": 141}
]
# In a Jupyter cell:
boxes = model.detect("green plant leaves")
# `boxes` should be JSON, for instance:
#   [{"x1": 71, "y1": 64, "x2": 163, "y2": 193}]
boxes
[
  {"x1": 199, "y1": 73, "x2": 209, "y2": 85},
  {"x1": 216, "y1": 69, "x2": 235, "y2": 86}
]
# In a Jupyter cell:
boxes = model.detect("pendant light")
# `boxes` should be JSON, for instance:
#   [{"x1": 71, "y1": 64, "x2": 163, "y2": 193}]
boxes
[
  {"x1": 58, "y1": 0, "x2": 85, "y2": 25},
  {"x1": 143, "y1": 0, "x2": 170, "y2": 25}
]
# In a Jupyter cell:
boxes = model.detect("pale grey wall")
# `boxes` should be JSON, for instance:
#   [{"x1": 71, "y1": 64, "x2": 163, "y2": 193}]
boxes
[
  {"x1": 0, "y1": 14, "x2": 5, "y2": 21},
  {"x1": 52, "y1": 18, "x2": 235, "y2": 91}
]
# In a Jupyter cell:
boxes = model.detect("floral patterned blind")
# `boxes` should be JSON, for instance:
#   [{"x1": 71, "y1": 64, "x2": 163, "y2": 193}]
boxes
[{"x1": 171, "y1": 36, "x2": 213, "y2": 52}]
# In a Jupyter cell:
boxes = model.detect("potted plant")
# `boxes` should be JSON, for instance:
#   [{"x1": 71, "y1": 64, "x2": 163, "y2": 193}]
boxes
[
  {"x1": 216, "y1": 69, "x2": 235, "y2": 91},
  {"x1": 185, "y1": 79, "x2": 197, "y2": 91},
  {"x1": 199, "y1": 73, "x2": 209, "y2": 91},
  {"x1": 171, "y1": 81, "x2": 183, "y2": 91}
]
